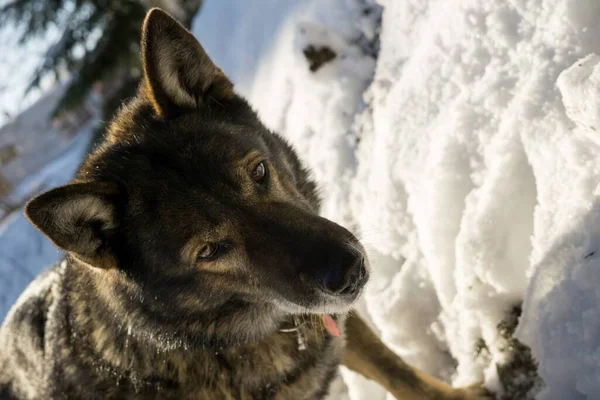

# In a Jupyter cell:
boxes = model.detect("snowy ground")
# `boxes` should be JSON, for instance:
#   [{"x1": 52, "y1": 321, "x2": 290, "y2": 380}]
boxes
[{"x1": 3, "y1": 0, "x2": 600, "y2": 398}]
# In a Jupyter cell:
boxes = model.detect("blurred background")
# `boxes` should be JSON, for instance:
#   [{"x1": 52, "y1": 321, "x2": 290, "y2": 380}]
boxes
[{"x1": 3, "y1": 1, "x2": 600, "y2": 399}]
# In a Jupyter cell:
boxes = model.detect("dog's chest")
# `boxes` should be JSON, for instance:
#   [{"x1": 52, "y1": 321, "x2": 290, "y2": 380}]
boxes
[
  {"x1": 170, "y1": 331, "x2": 341, "y2": 399},
  {"x1": 56, "y1": 323, "x2": 342, "y2": 400}
]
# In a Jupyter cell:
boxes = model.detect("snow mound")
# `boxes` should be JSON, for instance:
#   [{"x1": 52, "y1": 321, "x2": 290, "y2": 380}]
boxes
[{"x1": 517, "y1": 54, "x2": 600, "y2": 400}]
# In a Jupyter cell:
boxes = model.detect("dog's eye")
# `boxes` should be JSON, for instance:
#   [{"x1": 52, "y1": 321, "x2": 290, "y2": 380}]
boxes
[
  {"x1": 197, "y1": 243, "x2": 219, "y2": 261},
  {"x1": 251, "y1": 161, "x2": 268, "y2": 183}
]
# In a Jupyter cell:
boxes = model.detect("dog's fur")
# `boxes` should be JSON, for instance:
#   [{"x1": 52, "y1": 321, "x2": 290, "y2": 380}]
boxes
[{"x1": 0, "y1": 9, "x2": 492, "y2": 400}]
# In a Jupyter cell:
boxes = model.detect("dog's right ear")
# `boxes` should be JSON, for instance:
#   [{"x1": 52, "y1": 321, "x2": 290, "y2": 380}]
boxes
[
  {"x1": 25, "y1": 182, "x2": 121, "y2": 269},
  {"x1": 141, "y1": 8, "x2": 234, "y2": 117}
]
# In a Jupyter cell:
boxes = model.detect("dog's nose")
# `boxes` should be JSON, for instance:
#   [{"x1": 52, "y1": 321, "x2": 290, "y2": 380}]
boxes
[{"x1": 320, "y1": 251, "x2": 367, "y2": 296}]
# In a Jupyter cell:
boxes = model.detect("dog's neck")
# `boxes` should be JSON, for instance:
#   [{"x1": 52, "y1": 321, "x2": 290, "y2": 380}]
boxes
[{"x1": 60, "y1": 259, "x2": 334, "y2": 388}]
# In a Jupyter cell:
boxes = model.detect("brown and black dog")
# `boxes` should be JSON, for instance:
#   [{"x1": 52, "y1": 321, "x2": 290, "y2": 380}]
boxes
[{"x1": 0, "y1": 9, "x2": 492, "y2": 400}]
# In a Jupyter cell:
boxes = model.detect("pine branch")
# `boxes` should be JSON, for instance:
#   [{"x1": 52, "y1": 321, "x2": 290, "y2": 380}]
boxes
[{"x1": 2, "y1": 0, "x2": 200, "y2": 121}]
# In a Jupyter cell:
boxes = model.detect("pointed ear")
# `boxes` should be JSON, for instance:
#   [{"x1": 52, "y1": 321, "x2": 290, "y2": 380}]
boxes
[
  {"x1": 25, "y1": 182, "x2": 121, "y2": 269},
  {"x1": 141, "y1": 8, "x2": 234, "y2": 117}
]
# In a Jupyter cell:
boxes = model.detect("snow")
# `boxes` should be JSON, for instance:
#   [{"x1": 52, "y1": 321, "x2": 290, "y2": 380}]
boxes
[
  {"x1": 3, "y1": 0, "x2": 600, "y2": 398},
  {"x1": 360, "y1": 1, "x2": 600, "y2": 397},
  {"x1": 518, "y1": 55, "x2": 600, "y2": 399}
]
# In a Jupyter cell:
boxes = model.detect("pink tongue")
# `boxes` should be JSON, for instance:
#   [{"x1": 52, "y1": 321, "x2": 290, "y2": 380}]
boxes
[{"x1": 323, "y1": 314, "x2": 341, "y2": 337}]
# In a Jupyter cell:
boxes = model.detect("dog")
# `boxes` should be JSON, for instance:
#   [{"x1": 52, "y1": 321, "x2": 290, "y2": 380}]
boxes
[{"x1": 0, "y1": 9, "x2": 493, "y2": 400}]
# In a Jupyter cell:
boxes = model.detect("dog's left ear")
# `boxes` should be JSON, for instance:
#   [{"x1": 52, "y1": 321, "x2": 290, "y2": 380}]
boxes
[
  {"x1": 25, "y1": 182, "x2": 121, "y2": 269},
  {"x1": 141, "y1": 8, "x2": 234, "y2": 117}
]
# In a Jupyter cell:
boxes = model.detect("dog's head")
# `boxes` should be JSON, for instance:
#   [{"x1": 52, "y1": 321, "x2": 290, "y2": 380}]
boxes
[{"x1": 25, "y1": 9, "x2": 369, "y2": 346}]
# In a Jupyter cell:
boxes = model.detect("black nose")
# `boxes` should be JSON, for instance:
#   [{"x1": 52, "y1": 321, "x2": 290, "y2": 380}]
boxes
[{"x1": 320, "y1": 250, "x2": 367, "y2": 296}]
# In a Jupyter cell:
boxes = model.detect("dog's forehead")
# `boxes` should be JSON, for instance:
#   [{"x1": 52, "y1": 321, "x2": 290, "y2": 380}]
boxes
[
  {"x1": 88, "y1": 123, "x2": 269, "y2": 187},
  {"x1": 185, "y1": 122, "x2": 268, "y2": 158}
]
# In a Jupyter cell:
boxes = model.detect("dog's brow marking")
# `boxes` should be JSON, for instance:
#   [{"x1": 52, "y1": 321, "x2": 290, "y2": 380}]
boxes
[
  {"x1": 264, "y1": 164, "x2": 312, "y2": 210},
  {"x1": 181, "y1": 239, "x2": 201, "y2": 264},
  {"x1": 240, "y1": 151, "x2": 263, "y2": 166}
]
